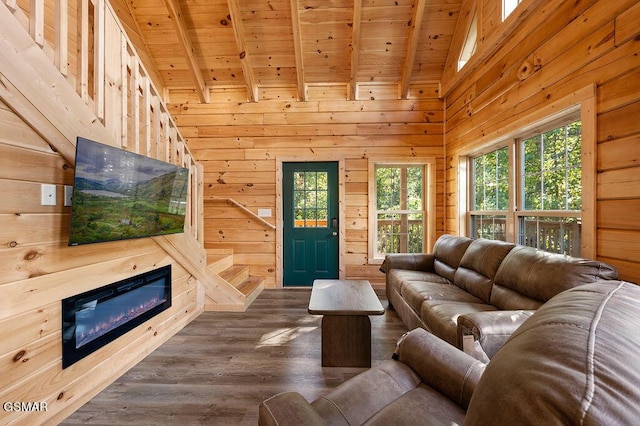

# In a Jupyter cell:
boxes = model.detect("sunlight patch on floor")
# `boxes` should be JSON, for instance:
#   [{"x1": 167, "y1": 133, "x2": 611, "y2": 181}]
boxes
[{"x1": 256, "y1": 326, "x2": 317, "y2": 348}]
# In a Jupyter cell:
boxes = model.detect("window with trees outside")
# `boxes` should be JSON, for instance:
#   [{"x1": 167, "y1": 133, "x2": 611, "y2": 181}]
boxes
[
  {"x1": 470, "y1": 119, "x2": 582, "y2": 256},
  {"x1": 373, "y1": 164, "x2": 426, "y2": 258}
]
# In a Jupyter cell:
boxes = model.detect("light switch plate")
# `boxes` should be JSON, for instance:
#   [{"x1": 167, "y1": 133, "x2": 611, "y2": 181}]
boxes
[
  {"x1": 41, "y1": 184, "x2": 57, "y2": 206},
  {"x1": 64, "y1": 185, "x2": 74, "y2": 206}
]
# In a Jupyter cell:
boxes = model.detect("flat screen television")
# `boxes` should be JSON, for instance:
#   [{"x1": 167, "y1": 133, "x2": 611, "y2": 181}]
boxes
[{"x1": 68, "y1": 137, "x2": 189, "y2": 246}]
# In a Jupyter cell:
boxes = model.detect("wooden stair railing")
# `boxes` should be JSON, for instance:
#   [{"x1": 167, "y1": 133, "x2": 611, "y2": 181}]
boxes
[
  {"x1": 205, "y1": 197, "x2": 277, "y2": 230},
  {"x1": 0, "y1": 0, "x2": 248, "y2": 311}
]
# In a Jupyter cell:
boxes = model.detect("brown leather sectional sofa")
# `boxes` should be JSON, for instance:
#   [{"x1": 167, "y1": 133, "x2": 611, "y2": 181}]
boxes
[
  {"x1": 259, "y1": 280, "x2": 640, "y2": 425},
  {"x1": 383, "y1": 234, "x2": 619, "y2": 359}
]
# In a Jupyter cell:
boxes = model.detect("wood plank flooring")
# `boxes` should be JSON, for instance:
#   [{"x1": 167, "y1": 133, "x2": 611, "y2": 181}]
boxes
[{"x1": 62, "y1": 288, "x2": 408, "y2": 425}]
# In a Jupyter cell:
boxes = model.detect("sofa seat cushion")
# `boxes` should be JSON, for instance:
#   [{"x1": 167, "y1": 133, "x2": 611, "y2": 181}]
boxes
[
  {"x1": 311, "y1": 360, "x2": 421, "y2": 425},
  {"x1": 402, "y1": 281, "x2": 485, "y2": 313},
  {"x1": 388, "y1": 269, "x2": 451, "y2": 294},
  {"x1": 421, "y1": 302, "x2": 498, "y2": 346},
  {"x1": 363, "y1": 384, "x2": 466, "y2": 425}
]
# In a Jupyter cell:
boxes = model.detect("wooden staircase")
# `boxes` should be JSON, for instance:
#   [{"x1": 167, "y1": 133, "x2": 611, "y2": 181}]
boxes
[{"x1": 205, "y1": 249, "x2": 265, "y2": 312}]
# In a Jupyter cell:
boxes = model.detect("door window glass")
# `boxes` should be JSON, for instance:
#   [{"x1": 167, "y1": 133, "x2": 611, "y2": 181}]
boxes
[{"x1": 293, "y1": 171, "x2": 328, "y2": 228}]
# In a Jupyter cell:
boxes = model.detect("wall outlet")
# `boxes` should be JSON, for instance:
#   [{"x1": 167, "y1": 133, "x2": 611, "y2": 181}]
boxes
[
  {"x1": 257, "y1": 208, "x2": 272, "y2": 217},
  {"x1": 41, "y1": 184, "x2": 57, "y2": 206},
  {"x1": 64, "y1": 185, "x2": 73, "y2": 206}
]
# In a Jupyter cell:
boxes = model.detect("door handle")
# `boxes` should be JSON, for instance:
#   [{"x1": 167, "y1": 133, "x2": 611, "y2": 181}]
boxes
[{"x1": 332, "y1": 231, "x2": 338, "y2": 236}]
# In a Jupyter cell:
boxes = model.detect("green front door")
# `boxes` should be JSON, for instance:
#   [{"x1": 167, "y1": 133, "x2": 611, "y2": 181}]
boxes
[{"x1": 283, "y1": 162, "x2": 339, "y2": 286}]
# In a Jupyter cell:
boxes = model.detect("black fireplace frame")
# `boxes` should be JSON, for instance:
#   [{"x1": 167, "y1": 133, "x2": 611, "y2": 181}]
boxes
[{"x1": 61, "y1": 265, "x2": 172, "y2": 369}]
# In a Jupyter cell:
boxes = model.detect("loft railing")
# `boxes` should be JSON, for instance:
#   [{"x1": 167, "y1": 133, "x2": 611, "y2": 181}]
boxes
[{"x1": 1, "y1": 0, "x2": 204, "y2": 244}]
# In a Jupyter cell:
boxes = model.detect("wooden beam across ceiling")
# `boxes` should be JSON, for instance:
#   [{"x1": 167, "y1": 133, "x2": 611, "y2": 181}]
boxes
[
  {"x1": 400, "y1": 0, "x2": 427, "y2": 99},
  {"x1": 162, "y1": 0, "x2": 210, "y2": 103},
  {"x1": 349, "y1": 0, "x2": 363, "y2": 100},
  {"x1": 289, "y1": 0, "x2": 306, "y2": 101},
  {"x1": 227, "y1": 0, "x2": 258, "y2": 102}
]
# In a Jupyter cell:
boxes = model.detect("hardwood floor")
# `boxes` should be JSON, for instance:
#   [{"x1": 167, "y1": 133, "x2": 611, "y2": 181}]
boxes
[{"x1": 62, "y1": 288, "x2": 408, "y2": 425}]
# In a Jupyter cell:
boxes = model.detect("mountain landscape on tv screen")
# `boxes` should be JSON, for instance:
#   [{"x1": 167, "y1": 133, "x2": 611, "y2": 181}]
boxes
[
  {"x1": 69, "y1": 139, "x2": 189, "y2": 245},
  {"x1": 69, "y1": 171, "x2": 188, "y2": 244}
]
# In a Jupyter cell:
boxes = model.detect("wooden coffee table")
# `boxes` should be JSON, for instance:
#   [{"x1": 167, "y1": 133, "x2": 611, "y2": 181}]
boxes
[{"x1": 308, "y1": 279, "x2": 385, "y2": 367}]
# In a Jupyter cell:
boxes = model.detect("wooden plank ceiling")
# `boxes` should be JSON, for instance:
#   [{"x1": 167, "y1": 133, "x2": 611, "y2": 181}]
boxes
[{"x1": 119, "y1": 0, "x2": 462, "y2": 102}]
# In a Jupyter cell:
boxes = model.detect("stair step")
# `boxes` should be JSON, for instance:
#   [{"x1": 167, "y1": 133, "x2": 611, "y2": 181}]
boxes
[
  {"x1": 237, "y1": 276, "x2": 265, "y2": 307},
  {"x1": 219, "y1": 265, "x2": 250, "y2": 287},
  {"x1": 206, "y1": 253, "x2": 234, "y2": 274},
  {"x1": 236, "y1": 276, "x2": 264, "y2": 296},
  {"x1": 203, "y1": 247, "x2": 265, "y2": 311}
]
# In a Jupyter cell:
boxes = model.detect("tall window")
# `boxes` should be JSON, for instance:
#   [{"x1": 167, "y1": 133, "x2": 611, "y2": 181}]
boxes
[
  {"x1": 470, "y1": 119, "x2": 582, "y2": 256},
  {"x1": 503, "y1": 0, "x2": 522, "y2": 20},
  {"x1": 374, "y1": 164, "x2": 425, "y2": 257},
  {"x1": 471, "y1": 146, "x2": 509, "y2": 240},
  {"x1": 519, "y1": 121, "x2": 582, "y2": 255}
]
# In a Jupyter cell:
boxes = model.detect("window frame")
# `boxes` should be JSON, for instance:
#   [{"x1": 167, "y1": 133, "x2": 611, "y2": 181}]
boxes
[
  {"x1": 458, "y1": 10, "x2": 478, "y2": 71},
  {"x1": 292, "y1": 169, "x2": 330, "y2": 228},
  {"x1": 503, "y1": 0, "x2": 522, "y2": 21},
  {"x1": 368, "y1": 158, "x2": 436, "y2": 264},
  {"x1": 467, "y1": 111, "x2": 584, "y2": 256},
  {"x1": 468, "y1": 144, "x2": 515, "y2": 241}
]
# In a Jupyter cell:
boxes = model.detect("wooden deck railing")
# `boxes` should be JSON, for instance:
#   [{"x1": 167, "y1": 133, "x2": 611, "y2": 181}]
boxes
[
  {"x1": 377, "y1": 218, "x2": 423, "y2": 254},
  {"x1": 471, "y1": 216, "x2": 581, "y2": 256},
  {"x1": 2, "y1": 0, "x2": 204, "y2": 244}
]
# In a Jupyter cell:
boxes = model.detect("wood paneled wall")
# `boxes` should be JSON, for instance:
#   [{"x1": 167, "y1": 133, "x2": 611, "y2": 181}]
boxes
[
  {"x1": 0, "y1": 99, "x2": 201, "y2": 425},
  {"x1": 0, "y1": 1, "x2": 209, "y2": 423},
  {"x1": 168, "y1": 86, "x2": 445, "y2": 288},
  {"x1": 443, "y1": 0, "x2": 640, "y2": 282}
]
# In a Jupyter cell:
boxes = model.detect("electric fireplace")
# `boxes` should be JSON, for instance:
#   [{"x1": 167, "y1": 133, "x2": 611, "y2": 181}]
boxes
[{"x1": 62, "y1": 265, "x2": 172, "y2": 368}]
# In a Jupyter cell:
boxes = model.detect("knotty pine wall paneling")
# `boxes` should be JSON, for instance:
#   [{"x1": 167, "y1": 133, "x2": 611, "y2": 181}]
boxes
[
  {"x1": 0, "y1": 99, "x2": 200, "y2": 424},
  {"x1": 443, "y1": 0, "x2": 640, "y2": 283},
  {"x1": 169, "y1": 91, "x2": 445, "y2": 289}
]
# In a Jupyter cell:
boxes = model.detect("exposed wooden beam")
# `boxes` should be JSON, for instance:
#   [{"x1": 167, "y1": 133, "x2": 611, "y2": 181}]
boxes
[
  {"x1": 162, "y1": 0, "x2": 210, "y2": 103},
  {"x1": 227, "y1": 0, "x2": 258, "y2": 102},
  {"x1": 289, "y1": 0, "x2": 306, "y2": 101},
  {"x1": 349, "y1": 0, "x2": 363, "y2": 100},
  {"x1": 400, "y1": 0, "x2": 427, "y2": 99}
]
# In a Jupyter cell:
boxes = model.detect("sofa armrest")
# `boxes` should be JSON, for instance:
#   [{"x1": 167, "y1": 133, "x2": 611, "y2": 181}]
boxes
[
  {"x1": 259, "y1": 392, "x2": 326, "y2": 426},
  {"x1": 457, "y1": 310, "x2": 535, "y2": 360},
  {"x1": 395, "y1": 328, "x2": 486, "y2": 410},
  {"x1": 381, "y1": 253, "x2": 435, "y2": 273}
]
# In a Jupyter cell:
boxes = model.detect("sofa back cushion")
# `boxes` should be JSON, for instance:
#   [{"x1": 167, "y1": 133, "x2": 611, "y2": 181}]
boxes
[
  {"x1": 465, "y1": 281, "x2": 640, "y2": 425},
  {"x1": 433, "y1": 235, "x2": 473, "y2": 282},
  {"x1": 491, "y1": 246, "x2": 619, "y2": 309},
  {"x1": 453, "y1": 239, "x2": 515, "y2": 303}
]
